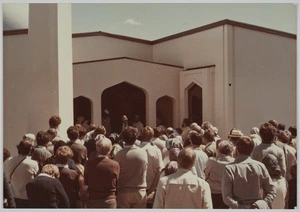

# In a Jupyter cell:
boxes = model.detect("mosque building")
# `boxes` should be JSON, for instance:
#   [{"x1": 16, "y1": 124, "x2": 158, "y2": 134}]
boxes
[{"x1": 3, "y1": 4, "x2": 296, "y2": 155}]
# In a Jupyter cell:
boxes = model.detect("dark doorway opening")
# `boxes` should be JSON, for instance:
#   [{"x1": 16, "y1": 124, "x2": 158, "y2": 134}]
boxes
[
  {"x1": 101, "y1": 82, "x2": 146, "y2": 134},
  {"x1": 73, "y1": 96, "x2": 92, "y2": 125},
  {"x1": 188, "y1": 84, "x2": 203, "y2": 125},
  {"x1": 156, "y1": 96, "x2": 173, "y2": 128}
]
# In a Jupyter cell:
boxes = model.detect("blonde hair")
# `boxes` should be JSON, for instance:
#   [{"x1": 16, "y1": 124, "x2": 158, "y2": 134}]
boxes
[
  {"x1": 41, "y1": 164, "x2": 60, "y2": 179},
  {"x1": 96, "y1": 137, "x2": 112, "y2": 155},
  {"x1": 56, "y1": 146, "x2": 74, "y2": 164}
]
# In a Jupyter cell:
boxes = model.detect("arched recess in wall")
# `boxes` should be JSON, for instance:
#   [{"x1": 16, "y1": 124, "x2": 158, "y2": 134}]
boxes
[
  {"x1": 156, "y1": 96, "x2": 174, "y2": 128},
  {"x1": 73, "y1": 96, "x2": 93, "y2": 125},
  {"x1": 186, "y1": 83, "x2": 203, "y2": 125},
  {"x1": 101, "y1": 82, "x2": 146, "y2": 134}
]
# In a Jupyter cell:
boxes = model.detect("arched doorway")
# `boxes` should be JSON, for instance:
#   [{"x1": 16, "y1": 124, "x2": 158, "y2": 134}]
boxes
[
  {"x1": 156, "y1": 96, "x2": 174, "y2": 128},
  {"x1": 101, "y1": 82, "x2": 146, "y2": 134},
  {"x1": 188, "y1": 84, "x2": 203, "y2": 125},
  {"x1": 73, "y1": 96, "x2": 92, "y2": 125}
]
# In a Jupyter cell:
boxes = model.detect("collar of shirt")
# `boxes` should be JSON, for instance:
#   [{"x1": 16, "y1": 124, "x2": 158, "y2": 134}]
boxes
[
  {"x1": 124, "y1": 144, "x2": 136, "y2": 148},
  {"x1": 38, "y1": 173, "x2": 54, "y2": 178},
  {"x1": 234, "y1": 155, "x2": 252, "y2": 163},
  {"x1": 74, "y1": 139, "x2": 82, "y2": 145},
  {"x1": 176, "y1": 168, "x2": 191, "y2": 174},
  {"x1": 36, "y1": 145, "x2": 47, "y2": 150},
  {"x1": 97, "y1": 154, "x2": 108, "y2": 158},
  {"x1": 56, "y1": 164, "x2": 69, "y2": 169}
]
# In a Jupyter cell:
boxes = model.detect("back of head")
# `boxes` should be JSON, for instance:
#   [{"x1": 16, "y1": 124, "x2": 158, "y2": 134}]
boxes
[
  {"x1": 92, "y1": 125, "x2": 106, "y2": 139},
  {"x1": 189, "y1": 130, "x2": 202, "y2": 146},
  {"x1": 182, "y1": 118, "x2": 191, "y2": 128},
  {"x1": 268, "y1": 120, "x2": 279, "y2": 130},
  {"x1": 41, "y1": 164, "x2": 60, "y2": 179},
  {"x1": 54, "y1": 140, "x2": 67, "y2": 155},
  {"x1": 75, "y1": 124, "x2": 87, "y2": 139},
  {"x1": 288, "y1": 126, "x2": 297, "y2": 138},
  {"x1": 3, "y1": 148, "x2": 11, "y2": 162},
  {"x1": 49, "y1": 115, "x2": 61, "y2": 129},
  {"x1": 203, "y1": 129, "x2": 215, "y2": 143},
  {"x1": 17, "y1": 139, "x2": 33, "y2": 155},
  {"x1": 201, "y1": 121, "x2": 213, "y2": 131},
  {"x1": 120, "y1": 126, "x2": 138, "y2": 145},
  {"x1": 140, "y1": 126, "x2": 154, "y2": 142},
  {"x1": 169, "y1": 147, "x2": 180, "y2": 161},
  {"x1": 36, "y1": 131, "x2": 51, "y2": 146},
  {"x1": 23, "y1": 133, "x2": 36, "y2": 142},
  {"x1": 217, "y1": 140, "x2": 234, "y2": 156},
  {"x1": 67, "y1": 126, "x2": 79, "y2": 140},
  {"x1": 235, "y1": 136, "x2": 254, "y2": 156},
  {"x1": 278, "y1": 123, "x2": 285, "y2": 131},
  {"x1": 47, "y1": 128, "x2": 58, "y2": 140},
  {"x1": 96, "y1": 136, "x2": 112, "y2": 155},
  {"x1": 177, "y1": 147, "x2": 196, "y2": 169},
  {"x1": 153, "y1": 127, "x2": 162, "y2": 138},
  {"x1": 259, "y1": 123, "x2": 277, "y2": 144},
  {"x1": 262, "y1": 154, "x2": 281, "y2": 179},
  {"x1": 277, "y1": 130, "x2": 292, "y2": 144},
  {"x1": 56, "y1": 145, "x2": 74, "y2": 164}
]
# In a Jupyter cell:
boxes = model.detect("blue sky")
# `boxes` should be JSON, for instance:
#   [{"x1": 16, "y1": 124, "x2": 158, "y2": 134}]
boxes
[{"x1": 3, "y1": 3, "x2": 297, "y2": 41}]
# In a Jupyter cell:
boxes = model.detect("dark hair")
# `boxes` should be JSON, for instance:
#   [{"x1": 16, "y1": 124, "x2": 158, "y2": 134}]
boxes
[
  {"x1": 277, "y1": 130, "x2": 292, "y2": 144},
  {"x1": 288, "y1": 126, "x2": 297, "y2": 137},
  {"x1": 202, "y1": 129, "x2": 215, "y2": 143},
  {"x1": 235, "y1": 136, "x2": 254, "y2": 156},
  {"x1": 175, "y1": 128, "x2": 183, "y2": 135},
  {"x1": 268, "y1": 120, "x2": 279, "y2": 130},
  {"x1": 3, "y1": 148, "x2": 11, "y2": 162},
  {"x1": 259, "y1": 123, "x2": 277, "y2": 144},
  {"x1": 153, "y1": 127, "x2": 162, "y2": 138},
  {"x1": 189, "y1": 131, "x2": 202, "y2": 146},
  {"x1": 177, "y1": 147, "x2": 196, "y2": 169},
  {"x1": 36, "y1": 131, "x2": 51, "y2": 146},
  {"x1": 49, "y1": 115, "x2": 61, "y2": 129},
  {"x1": 67, "y1": 126, "x2": 79, "y2": 140},
  {"x1": 182, "y1": 118, "x2": 191, "y2": 128},
  {"x1": 120, "y1": 126, "x2": 138, "y2": 145},
  {"x1": 75, "y1": 124, "x2": 87, "y2": 139},
  {"x1": 17, "y1": 139, "x2": 33, "y2": 155},
  {"x1": 54, "y1": 140, "x2": 67, "y2": 155},
  {"x1": 278, "y1": 123, "x2": 285, "y2": 131},
  {"x1": 47, "y1": 128, "x2": 57, "y2": 140}
]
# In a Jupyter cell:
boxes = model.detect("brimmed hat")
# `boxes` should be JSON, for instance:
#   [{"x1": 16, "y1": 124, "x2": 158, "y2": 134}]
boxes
[{"x1": 228, "y1": 129, "x2": 243, "y2": 138}]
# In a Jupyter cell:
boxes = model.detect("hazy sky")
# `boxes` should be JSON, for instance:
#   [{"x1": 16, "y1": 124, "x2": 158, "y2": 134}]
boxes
[{"x1": 3, "y1": 3, "x2": 297, "y2": 41}]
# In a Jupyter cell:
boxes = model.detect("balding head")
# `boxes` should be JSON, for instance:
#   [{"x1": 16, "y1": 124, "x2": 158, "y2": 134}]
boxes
[
  {"x1": 95, "y1": 136, "x2": 112, "y2": 156},
  {"x1": 177, "y1": 147, "x2": 196, "y2": 169}
]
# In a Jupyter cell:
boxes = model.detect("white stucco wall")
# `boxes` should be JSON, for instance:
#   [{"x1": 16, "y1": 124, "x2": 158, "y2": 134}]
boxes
[
  {"x1": 72, "y1": 36, "x2": 153, "y2": 63},
  {"x1": 3, "y1": 34, "x2": 30, "y2": 155},
  {"x1": 231, "y1": 26, "x2": 296, "y2": 135},
  {"x1": 153, "y1": 26, "x2": 228, "y2": 138},
  {"x1": 73, "y1": 59, "x2": 182, "y2": 128}
]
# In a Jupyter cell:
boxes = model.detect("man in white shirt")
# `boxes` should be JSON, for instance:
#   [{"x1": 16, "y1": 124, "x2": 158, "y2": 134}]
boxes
[
  {"x1": 4, "y1": 139, "x2": 39, "y2": 208},
  {"x1": 132, "y1": 114, "x2": 144, "y2": 136},
  {"x1": 153, "y1": 147, "x2": 212, "y2": 209},
  {"x1": 139, "y1": 126, "x2": 164, "y2": 208},
  {"x1": 189, "y1": 131, "x2": 208, "y2": 179}
]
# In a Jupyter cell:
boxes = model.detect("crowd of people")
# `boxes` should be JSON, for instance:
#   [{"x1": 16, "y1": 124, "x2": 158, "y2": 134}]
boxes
[{"x1": 3, "y1": 115, "x2": 297, "y2": 209}]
